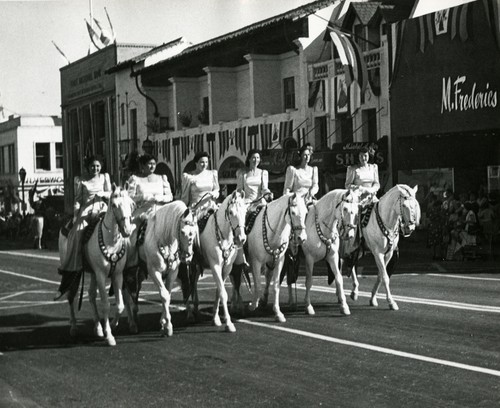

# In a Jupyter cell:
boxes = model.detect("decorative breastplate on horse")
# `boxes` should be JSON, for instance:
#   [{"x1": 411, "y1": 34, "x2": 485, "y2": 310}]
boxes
[
  {"x1": 197, "y1": 209, "x2": 215, "y2": 234},
  {"x1": 98, "y1": 219, "x2": 126, "y2": 277},
  {"x1": 214, "y1": 210, "x2": 235, "y2": 266},
  {"x1": 262, "y1": 206, "x2": 288, "y2": 270},
  {"x1": 245, "y1": 206, "x2": 263, "y2": 235},
  {"x1": 313, "y1": 204, "x2": 338, "y2": 259},
  {"x1": 136, "y1": 220, "x2": 148, "y2": 247}
]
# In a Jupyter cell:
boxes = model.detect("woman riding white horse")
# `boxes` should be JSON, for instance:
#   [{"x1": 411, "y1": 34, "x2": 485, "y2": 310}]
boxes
[
  {"x1": 56, "y1": 155, "x2": 111, "y2": 301},
  {"x1": 139, "y1": 200, "x2": 197, "y2": 337},
  {"x1": 351, "y1": 184, "x2": 420, "y2": 310},
  {"x1": 246, "y1": 192, "x2": 308, "y2": 323},
  {"x1": 197, "y1": 190, "x2": 247, "y2": 332},
  {"x1": 302, "y1": 189, "x2": 360, "y2": 316}
]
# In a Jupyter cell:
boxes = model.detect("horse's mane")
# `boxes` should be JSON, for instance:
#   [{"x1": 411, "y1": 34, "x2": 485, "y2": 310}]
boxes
[
  {"x1": 315, "y1": 189, "x2": 349, "y2": 213},
  {"x1": 152, "y1": 201, "x2": 189, "y2": 242}
]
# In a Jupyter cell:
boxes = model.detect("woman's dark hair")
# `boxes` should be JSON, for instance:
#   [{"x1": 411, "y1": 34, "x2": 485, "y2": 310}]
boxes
[
  {"x1": 84, "y1": 154, "x2": 104, "y2": 172},
  {"x1": 358, "y1": 147, "x2": 370, "y2": 155},
  {"x1": 294, "y1": 143, "x2": 313, "y2": 166},
  {"x1": 193, "y1": 151, "x2": 210, "y2": 164},
  {"x1": 139, "y1": 154, "x2": 157, "y2": 166},
  {"x1": 245, "y1": 149, "x2": 261, "y2": 168}
]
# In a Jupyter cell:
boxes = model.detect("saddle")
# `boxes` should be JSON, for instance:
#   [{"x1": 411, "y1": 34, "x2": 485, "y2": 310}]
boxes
[
  {"x1": 245, "y1": 206, "x2": 263, "y2": 235},
  {"x1": 197, "y1": 209, "x2": 215, "y2": 234}
]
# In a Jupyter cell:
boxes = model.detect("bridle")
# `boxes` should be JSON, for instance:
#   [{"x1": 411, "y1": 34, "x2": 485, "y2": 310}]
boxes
[
  {"x1": 213, "y1": 195, "x2": 245, "y2": 265},
  {"x1": 336, "y1": 195, "x2": 358, "y2": 239},
  {"x1": 102, "y1": 195, "x2": 133, "y2": 237}
]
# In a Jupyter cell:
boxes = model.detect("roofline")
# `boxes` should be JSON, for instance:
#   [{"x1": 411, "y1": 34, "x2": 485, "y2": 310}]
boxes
[{"x1": 135, "y1": 0, "x2": 336, "y2": 76}]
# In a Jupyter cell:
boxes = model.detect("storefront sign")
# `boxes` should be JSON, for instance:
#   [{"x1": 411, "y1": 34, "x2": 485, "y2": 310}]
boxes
[
  {"x1": 219, "y1": 156, "x2": 244, "y2": 182},
  {"x1": 441, "y1": 76, "x2": 498, "y2": 113}
]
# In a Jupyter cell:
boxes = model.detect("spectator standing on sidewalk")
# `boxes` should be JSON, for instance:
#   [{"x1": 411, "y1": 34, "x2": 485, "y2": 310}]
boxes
[
  {"x1": 427, "y1": 194, "x2": 444, "y2": 260},
  {"x1": 478, "y1": 200, "x2": 497, "y2": 258}
]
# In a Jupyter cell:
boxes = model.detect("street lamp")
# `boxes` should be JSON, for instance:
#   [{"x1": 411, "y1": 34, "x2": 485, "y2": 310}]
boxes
[{"x1": 18, "y1": 167, "x2": 27, "y2": 218}]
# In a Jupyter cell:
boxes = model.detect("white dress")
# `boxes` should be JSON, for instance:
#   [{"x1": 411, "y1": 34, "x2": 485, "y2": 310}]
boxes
[
  {"x1": 181, "y1": 170, "x2": 219, "y2": 217},
  {"x1": 236, "y1": 168, "x2": 269, "y2": 205},
  {"x1": 283, "y1": 165, "x2": 319, "y2": 199},
  {"x1": 127, "y1": 174, "x2": 173, "y2": 221},
  {"x1": 345, "y1": 163, "x2": 380, "y2": 204}
]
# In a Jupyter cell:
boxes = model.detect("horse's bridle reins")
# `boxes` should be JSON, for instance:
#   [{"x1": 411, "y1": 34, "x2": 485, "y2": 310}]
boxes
[
  {"x1": 102, "y1": 195, "x2": 133, "y2": 238},
  {"x1": 158, "y1": 212, "x2": 195, "y2": 270},
  {"x1": 375, "y1": 187, "x2": 418, "y2": 254},
  {"x1": 213, "y1": 195, "x2": 245, "y2": 265},
  {"x1": 262, "y1": 195, "x2": 303, "y2": 269}
]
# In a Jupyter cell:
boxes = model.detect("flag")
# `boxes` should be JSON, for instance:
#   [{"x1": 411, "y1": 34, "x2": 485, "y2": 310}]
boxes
[
  {"x1": 206, "y1": 132, "x2": 216, "y2": 169},
  {"x1": 104, "y1": 7, "x2": 116, "y2": 43},
  {"x1": 247, "y1": 125, "x2": 259, "y2": 150},
  {"x1": 416, "y1": 14, "x2": 435, "y2": 52},
  {"x1": 93, "y1": 17, "x2": 113, "y2": 46},
  {"x1": 483, "y1": 0, "x2": 500, "y2": 51},
  {"x1": 85, "y1": 19, "x2": 102, "y2": 50},
  {"x1": 193, "y1": 134, "x2": 204, "y2": 153},
  {"x1": 279, "y1": 120, "x2": 293, "y2": 143},
  {"x1": 296, "y1": 127, "x2": 307, "y2": 147},
  {"x1": 229, "y1": 129, "x2": 235, "y2": 146},
  {"x1": 388, "y1": 21, "x2": 406, "y2": 86},
  {"x1": 308, "y1": 81, "x2": 322, "y2": 108},
  {"x1": 51, "y1": 41, "x2": 70, "y2": 65},
  {"x1": 270, "y1": 122, "x2": 280, "y2": 148},
  {"x1": 329, "y1": 30, "x2": 353, "y2": 87},
  {"x1": 260, "y1": 123, "x2": 272, "y2": 149}
]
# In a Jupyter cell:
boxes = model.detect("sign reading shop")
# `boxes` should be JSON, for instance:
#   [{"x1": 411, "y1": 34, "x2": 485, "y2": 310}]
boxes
[{"x1": 441, "y1": 75, "x2": 498, "y2": 114}]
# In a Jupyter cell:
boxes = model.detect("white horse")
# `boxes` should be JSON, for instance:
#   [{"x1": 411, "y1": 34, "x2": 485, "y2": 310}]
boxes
[
  {"x1": 347, "y1": 184, "x2": 421, "y2": 310},
  {"x1": 140, "y1": 201, "x2": 197, "y2": 337},
  {"x1": 198, "y1": 190, "x2": 247, "y2": 333},
  {"x1": 302, "y1": 189, "x2": 360, "y2": 316},
  {"x1": 58, "y1": 186, "x2": 134, "y2": 346},
  {"x1": 247, "y1": 193, "x2": 308, "y2": 322}
]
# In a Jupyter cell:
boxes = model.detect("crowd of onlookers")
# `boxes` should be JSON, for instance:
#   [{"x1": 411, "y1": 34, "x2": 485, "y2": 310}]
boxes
[{"x1": 425, "y1": 188, "x2": 499, "y2": 261}]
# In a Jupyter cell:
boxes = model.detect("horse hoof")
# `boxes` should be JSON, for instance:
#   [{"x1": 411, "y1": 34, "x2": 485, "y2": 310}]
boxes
[
  {"x1": 305, "y1": 305, "x2": 315, "y2": 316},
  {"x1": 165, "y1": 323, "x2": 173, "y2": 337},
  {"x1": 275, "y1": 313, "x2": 286, "y2": 323},
  {"x1": 106, "y1": 336, "x2": 116, "y2": 347},
  {"x1": 370, "y1": 298, "x2": 379, "y2": 307},
  {"x1": 213, "y1": 316, "x2": 222, "y2": 327},
  {"x1": 340, "y1": 305, "x2": 351, "y2": 316},
  {"x1": 351, "y1": 291, "x2": 359, "y2": 301},
  {"x1": 225, "y1": 323, "x2": 236, "y2": 333},
  {"x1": 94, "y1": 324, "x2": 104, "y2": 338},
  {"x1": 389, "y1": 302, "x2": 399, "y2": 311}
]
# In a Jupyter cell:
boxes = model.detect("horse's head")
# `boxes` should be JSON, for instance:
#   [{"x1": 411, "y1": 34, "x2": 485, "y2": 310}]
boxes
[
  {"x1": 288, "y1": 193, "x2": 308, "y2": 245},
  {"x1": 398, "y1": 185, "x2": 421, "y2": 237},
  {"x1": 337, "y1": 190, "x2": 360, "y2": 240},
  {"x1": 225, "y1": 190, "x2": 247, "y2": 247},
  {"x1": 109, "y1": 184, "x2": 135, "y2": 238},
  {"x1": 178, "y1": 207, "x2": 197, "y2": 264}
]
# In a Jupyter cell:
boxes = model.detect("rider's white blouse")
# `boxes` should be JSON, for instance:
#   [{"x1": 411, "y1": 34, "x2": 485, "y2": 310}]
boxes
[
  {"x1": 127, "y1": 174, "x2": 173, "y2": 206},
  {"x1": 181, "y1": 170, "x2": 219, "y2": 207},
  {"x1": 236, "y1": 168, "x2": 269, "y2": 203},
  {"x1": 283, "y1": 165, "x2": 318, "y2": 197},
  {"x1": 74, "y1": 173, "x2": 111, "y2": 217}
]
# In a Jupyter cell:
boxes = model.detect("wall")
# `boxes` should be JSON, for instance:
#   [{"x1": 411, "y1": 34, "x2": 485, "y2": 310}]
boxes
[
  {"x1": 171, "y1": 77, "x2": 200, "y2": 129},
  {"x1": 236, "y1": 66, "x2": 250, "y2": 119},
  {"x1": 247, "y1": 54, "x2": 282, "y2": 116},
  {"x1": 205, "y1": 67, "x2": 238, "y2": 123}
]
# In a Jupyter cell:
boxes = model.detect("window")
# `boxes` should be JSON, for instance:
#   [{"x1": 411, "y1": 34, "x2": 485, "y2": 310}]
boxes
[
  {"x1": 120, "y1": 103, "x2": 125, "y2": 125},
  {"x1": 0, "y1": 144, "x2": 15, "y2": 174},
  {"x1": 283, "y1": 77, "x2": 296, "y2": 110},
  {"x1": 159, "y1": 116, "x2": 170, "y2": 131},
  {"x1": 55, "y1": 142, "x2": 64, "y2": 169},
  {"x1": 35, "y1": 143, "x2": 51, "y2": 170}
]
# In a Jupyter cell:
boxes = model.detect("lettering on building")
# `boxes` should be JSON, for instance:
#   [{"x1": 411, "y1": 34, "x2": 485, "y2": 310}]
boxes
[{"x1": 441, "y1": 76, "x2": 498, "y2": 113}]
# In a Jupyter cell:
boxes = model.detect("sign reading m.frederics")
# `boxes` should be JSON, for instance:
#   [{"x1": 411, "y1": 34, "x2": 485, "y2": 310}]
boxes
[{"x1": 441, "y1": 75, "x2": 498, "y2": 114}]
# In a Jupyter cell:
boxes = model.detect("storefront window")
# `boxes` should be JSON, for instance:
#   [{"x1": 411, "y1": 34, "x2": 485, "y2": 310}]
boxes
[
  {"x1": 283, "y1": 77, "x2": 295, "y2": 110},
  {"x1": 55, "y1": 142, "x2": 63, "y2": 169},
  {"x1": 0, "y1": 144, "x2": 15, "y2": 174}
]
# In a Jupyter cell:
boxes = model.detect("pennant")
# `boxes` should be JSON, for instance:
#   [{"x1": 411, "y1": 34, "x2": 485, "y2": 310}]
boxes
[
  {"x1": 308, "y1": 81, "x2": 322, "y2": 108},
  {"x1": 93, "y1": 17, "x2": 113, "y2": 46},
  {"x1": 51, "y1": 41, "x2": 70, "y2": 65},
  {"x1": 104, "y1": 7, "x2": 116, "y2": 44},
  {"x1": 260, "y1": 123, "x2": 272, "y2": 149},
  {"x1": 193, "y1": 134, "x2": 204, "y2": 153},
  {"x1": 296, "y1": 128, "x2": 307, "y2": 147},
  {"x1": 229, "y1": 129, "x2": 235, "y2": 146},
  {"x1": 270, "y1": 122, "x2": 280, "y2": 147},
  {"x1": 388, "y1": 20, "x2": 406, "y2": 86},
  {"x1": 247, "y1": 125, "x2": 259, "y2": 150},
  {"x1": 85, "y1": 19, "x2": 102, "y2": 50},
  {"x1": 329, "y1": 30, "x2": 353, "y2": 87},
  {"x1": 219, "y1": 130, "x2": 229, "y2": 158}
]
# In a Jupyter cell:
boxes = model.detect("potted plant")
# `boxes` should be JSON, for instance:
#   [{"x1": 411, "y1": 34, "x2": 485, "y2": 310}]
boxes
[{"x1": 177, "y1": 111, "x2": 192, "y2": 128}]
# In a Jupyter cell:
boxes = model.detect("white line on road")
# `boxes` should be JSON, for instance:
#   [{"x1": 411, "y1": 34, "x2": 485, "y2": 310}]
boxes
[
  {"x1": 0, "y1": 269, "x2": 60, "y2": 285},
  {"x1": 0, "y1": 251, "x2": 59, "y2": 261},
  {"x1": 237, "y1": 319, "x2": 500, "y2": 378},
  {"x1": 426, "y1": 273, "x2": 500, "y2": 281},
  {"x1": 303, "y1": 284, "x2": 500, "y2": 313}
]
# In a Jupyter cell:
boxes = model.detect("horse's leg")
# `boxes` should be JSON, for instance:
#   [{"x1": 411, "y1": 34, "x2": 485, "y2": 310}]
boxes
[
  {"x1": 382, "y1": 251, "x2": 398, "y2": 310},
  {"x1": 88, "y1": 273, "x2": 104, "y2": 338},
  {"x1": 110, "y1": 270, "x2": 125, "y2": 331},
  {"x1": 123, "y1": 287, "x2": 138, "y2": 334},
  {"x1": 248, "y1": 260, "x2": 263, "y2": 312},
  {"x1": 329, "y1": 253, "x2": 350, "y2": 316},
  {"x1": 212, "y1": 264, "x2": 236, "y2": 333},
  {"x1": 150, "y1": 269, "x2": 172, "y2": 336},
  {"x1": 351, "y1": 266, "x2": 360, "y2": 301},
  {"x1": 95, "y1": 269, "x2": 116, "y2": 346},
  {"x1": 68, "y1": 296, "x2": 78, "y2": 337},
  {"x1": 262, "y1": 266, "x2": 273, "y2": 308},
  {"x1": 271, "y1": 258, "x2": 286, "y2": 323},
  {"x1": 370, "y1": 254, "x2": 385, "y2": 308},
  {"x1": 164, "y1": 270, "x2": 179, "y2": 337},
  {"x1": 304, "y1": 253, "x2": 315, "y2": 316},
  {"x1": 212, "y1": 285, "x2": 222, "y2": 327}
]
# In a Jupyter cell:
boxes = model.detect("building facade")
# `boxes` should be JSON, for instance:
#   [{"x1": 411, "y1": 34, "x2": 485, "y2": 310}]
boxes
[
  {"x1": 0, "y1": 115, "x2": 63, "y2": 214},
  {"x1": 391, "y1": 0, "x2": 500, "y2": 201}
]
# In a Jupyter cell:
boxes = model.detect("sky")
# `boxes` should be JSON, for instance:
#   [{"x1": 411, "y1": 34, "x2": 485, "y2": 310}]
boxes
[{"x1": 0, "y1": 0, "x2": 475, "y2": 119}]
